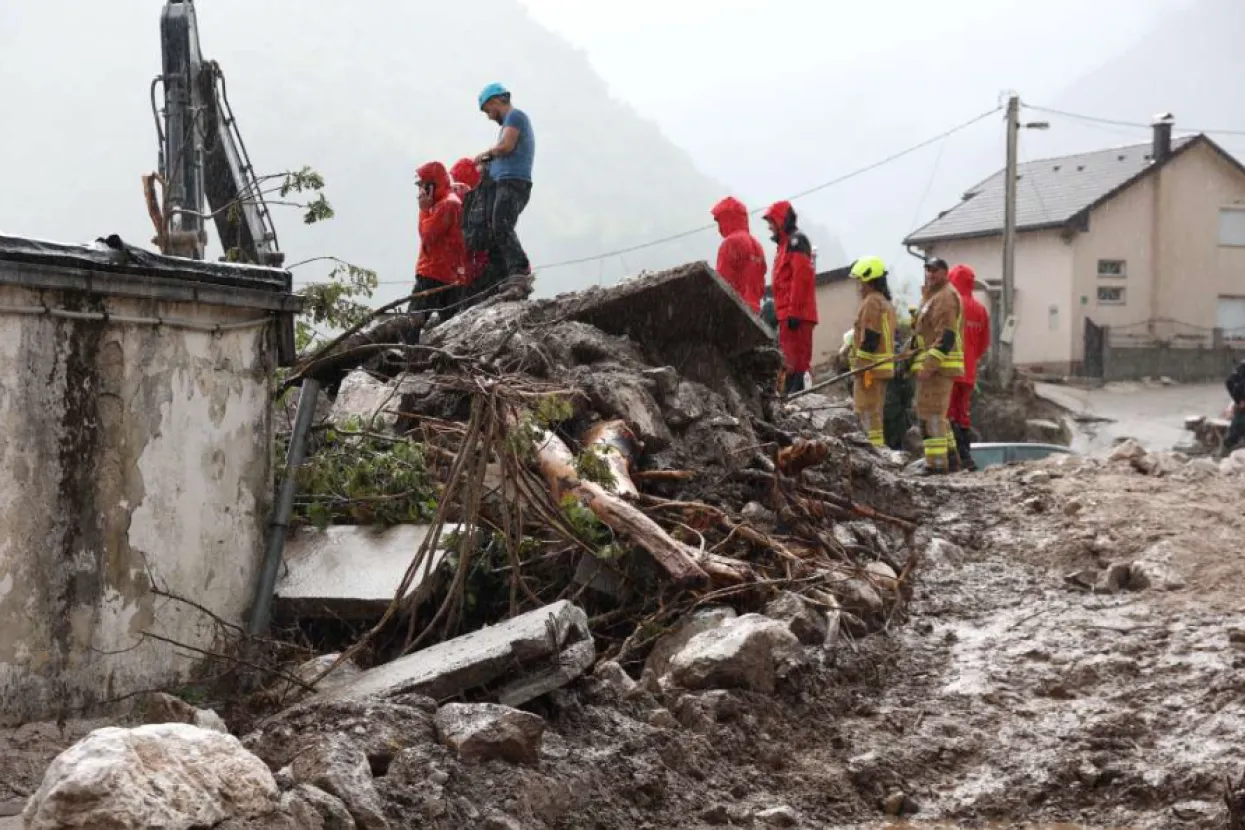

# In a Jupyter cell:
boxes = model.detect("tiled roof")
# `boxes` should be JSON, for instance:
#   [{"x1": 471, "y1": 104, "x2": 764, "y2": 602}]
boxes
[{"x1": 905, "y1": 137, "x2": 1197, "y2": 245}]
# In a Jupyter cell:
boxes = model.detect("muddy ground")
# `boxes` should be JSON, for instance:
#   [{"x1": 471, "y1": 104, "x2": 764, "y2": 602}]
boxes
[{"x1": 6, "y1": 453, "x2": 1243, "y2": 829}]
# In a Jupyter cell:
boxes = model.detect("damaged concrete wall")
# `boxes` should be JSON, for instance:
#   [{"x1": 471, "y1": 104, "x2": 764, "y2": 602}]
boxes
[{"x1": 0, "y1": 281, "x2": 276, "y2": 725}]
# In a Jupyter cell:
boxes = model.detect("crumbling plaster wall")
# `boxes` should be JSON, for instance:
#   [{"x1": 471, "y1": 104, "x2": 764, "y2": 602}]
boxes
[{"x1": 0, "y1": 283, "x2": 274, "y2": 725}]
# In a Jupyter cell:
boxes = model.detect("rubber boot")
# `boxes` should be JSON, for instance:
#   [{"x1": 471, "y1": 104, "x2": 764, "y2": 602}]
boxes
[{"x1": 959, "y1": 424, "x2": 979, "y2": 472}]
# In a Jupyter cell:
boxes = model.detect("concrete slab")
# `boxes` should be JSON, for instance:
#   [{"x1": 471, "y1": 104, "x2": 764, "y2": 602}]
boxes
[
  {"x1": 317, "y1": 600, "x2": 594, "y2": 707},
  {"x1": 561, "y1": 262, "x2": 772, "y2": 359},
  {"x1": 275, "y1": 524, "x2": 457, "y2": 619}
]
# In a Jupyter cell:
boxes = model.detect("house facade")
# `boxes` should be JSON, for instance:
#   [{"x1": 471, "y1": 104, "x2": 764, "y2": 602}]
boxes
[
  {"x1": 905, "y1": 122, "x2": 1245, "y2": 374},
  {"x1": 811, "y1": 266, "x2": 857, "y2": 371}
]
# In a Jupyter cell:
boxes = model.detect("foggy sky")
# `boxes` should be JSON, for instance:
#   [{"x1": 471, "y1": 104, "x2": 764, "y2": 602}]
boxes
[{"x1": 0, "y1": 0, "x2": 1212, "y2": 305}]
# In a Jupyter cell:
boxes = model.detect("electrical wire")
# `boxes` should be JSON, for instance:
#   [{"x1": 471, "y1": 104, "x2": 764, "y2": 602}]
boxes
[
  {"x1": 1022, "y1": 103, "x2": 1245, "y2": 138},
  {"x1": 294, "y1": 105, "x2": 1003, "y2": 287}
]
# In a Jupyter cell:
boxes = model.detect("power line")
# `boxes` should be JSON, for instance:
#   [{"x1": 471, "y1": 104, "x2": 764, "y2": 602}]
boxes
[
  {"x1": 294, "y1": 105, "x2": 1003, "y2": 286},
  {"x1": 1022, "y1": 103, "x2": 1245, "y2": 138}
]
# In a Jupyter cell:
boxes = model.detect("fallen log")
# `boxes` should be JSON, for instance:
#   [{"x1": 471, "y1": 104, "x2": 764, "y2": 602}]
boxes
[
  {"x1": 581, "y1": 420, "x2": 641, "y2": 499},
  {"x1": 533, "y1": 429, "x2": 709, "y2": 587}
]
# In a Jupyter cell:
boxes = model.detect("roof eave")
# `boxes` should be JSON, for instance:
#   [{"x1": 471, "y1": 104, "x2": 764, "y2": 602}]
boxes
[{"x1": 905, "y1": 220, "x2": 1074, "y2": 248}]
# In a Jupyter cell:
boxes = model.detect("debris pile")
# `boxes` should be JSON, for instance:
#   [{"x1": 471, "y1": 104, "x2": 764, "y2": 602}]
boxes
[{"x1": 16, "y1": 263, "x2": 939, "y2": 829}]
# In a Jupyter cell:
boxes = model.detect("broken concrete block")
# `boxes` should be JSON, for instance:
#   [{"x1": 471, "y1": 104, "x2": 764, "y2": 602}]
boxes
[
  {"x1": 435, "y1": 703, "x2": 546, "y2": 764},
  {"x1": 643, "y1": 606, "x2": 737, "y2": 683},
  {"x1": 283, "y1": 653, "x2": 363, "y2": 702},
  {"x1": 562, "y1": 261, "x2": 772, "y2": 359},
  {"x1": 764, "y1": 592, "x2": 828, "y2": 646},
  {"x1": 290, "y1": 735, "x2": 388, "y2": 830},
  {"x1": 666, "y1": 614, "x2": 802, "y2": 693},
  {"x1": 328, "y1": 370, "x2": 401, "y2": 431},
  {"x1": 276, "y1": 524, "x2": 457, "y2": 620},
  {"x1": 23, "y1": 724, "x2": 278, "y2": 830},
  {"x1": 317, "y1": 601, "x2": 594, "y2": 708},
  {"x1": 280, "y1": 784, "x2": 358, "y2": 830}
]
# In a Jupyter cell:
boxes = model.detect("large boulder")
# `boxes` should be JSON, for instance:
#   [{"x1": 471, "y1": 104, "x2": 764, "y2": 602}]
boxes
[
  {"x1": 328, "y1": 370, "x2": 402, "y2": 431},
  {"x1": 23, "y1": 724, "x2": 278, "y2": 830},
  {"x1": 290, "y1": 735, "x2": 389, "y2": 830},
  {"x1": 243, "y1": 697, "x2": 435, "y2": 772},
  {"x1": 666, "y1": 614, "x2": 802, "y2": 693},
  {"x1": 643, "y1": 606, "x2": 737, "y2": 685},
  {"x1": 434, "y1": 703, "x2": 546, "y2": 764}
]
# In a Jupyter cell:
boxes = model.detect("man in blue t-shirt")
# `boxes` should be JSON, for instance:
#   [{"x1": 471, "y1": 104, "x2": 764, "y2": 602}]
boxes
[{"x1": 474, "y1": 83, "x2": 535, "y2": 278}]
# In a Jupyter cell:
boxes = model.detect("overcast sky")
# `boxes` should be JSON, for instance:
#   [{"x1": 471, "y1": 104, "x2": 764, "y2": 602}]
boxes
[
  {"x1": 0, "y1": 0, "x2": 1199, "y2": 299},
  {"x1": 519, "y1": 0, "x2": 1188, "y2": 282}
]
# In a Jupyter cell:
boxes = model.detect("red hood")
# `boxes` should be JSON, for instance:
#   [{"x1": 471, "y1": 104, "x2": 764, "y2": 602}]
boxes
[
  {"x1": 949, "y1": 264, "x2": 977, "y2": 299},
  {"x1": 711, "y1": 196, "x2": 749, "y2": 238},
  {"x1": 449, "y1": 158, "x2": 481, "y2": 191},
  {"x1": 416, "y1": 160, "x2": 451, "y2": 200},
  {"x1": 763, "y1": 200, "x2": 795, "y2": 237}
]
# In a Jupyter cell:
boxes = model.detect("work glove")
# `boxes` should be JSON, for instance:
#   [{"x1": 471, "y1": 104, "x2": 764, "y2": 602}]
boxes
[{"x1": 786, "y1": 318, "x2": 800, "y2": 331}]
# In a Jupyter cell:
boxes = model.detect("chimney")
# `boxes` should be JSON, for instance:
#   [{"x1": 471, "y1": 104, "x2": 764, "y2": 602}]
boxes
[{"x1": 1152, "y1": 112, "x2": 1174, "y2": 162}]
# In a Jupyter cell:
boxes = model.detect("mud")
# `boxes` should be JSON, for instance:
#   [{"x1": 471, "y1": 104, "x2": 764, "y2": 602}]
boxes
[{"x1": 10, "y1": 452, "x2": 1245, "y2": 828}]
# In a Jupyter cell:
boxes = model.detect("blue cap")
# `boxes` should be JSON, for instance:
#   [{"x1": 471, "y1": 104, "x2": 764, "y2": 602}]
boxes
[{"x1": 478, "y1": 82, "x2": 509, "y2": 110}]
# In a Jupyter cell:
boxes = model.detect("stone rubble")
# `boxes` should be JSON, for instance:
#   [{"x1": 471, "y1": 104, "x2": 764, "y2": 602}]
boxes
[
  {"x1": 23, "y1": 724, "x2": 279, "y2": 830},
  {"x1": 433, "y1": 703, "x2": 546, "y2": 765}
]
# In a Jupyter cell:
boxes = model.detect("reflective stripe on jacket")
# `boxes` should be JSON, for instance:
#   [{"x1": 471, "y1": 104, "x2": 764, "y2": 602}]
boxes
[
  {"x1": 914, "y1": 282, "x2": 965, "y2": 377},
  {"x1": 852, "y1": 291, "x2": 897, "y2": 379}
]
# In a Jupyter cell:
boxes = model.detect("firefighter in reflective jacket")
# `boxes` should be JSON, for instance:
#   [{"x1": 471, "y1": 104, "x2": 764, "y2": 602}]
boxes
[
  {"x1": 913, "y1": 258, "x2": 965, "y2": 473},
  {"x1": 848, "y1": 256, "x2": 897, "y2": 448}
]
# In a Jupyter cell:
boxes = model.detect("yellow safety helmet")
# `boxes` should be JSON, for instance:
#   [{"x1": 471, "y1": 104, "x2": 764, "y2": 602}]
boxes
[{"x1": 849, "y1": 255, "x2": 887, "y2": 282}]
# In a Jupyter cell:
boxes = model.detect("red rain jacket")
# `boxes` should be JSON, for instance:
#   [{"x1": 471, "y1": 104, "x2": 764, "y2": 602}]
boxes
[
  {"x1": 449, "y1": 157, "x2": 482, "y2": 199},
  {"x1": 711, "y1": 196, "x2": 767, "y2": 312},
  {"x1": 416, "y1": 161, "x2": 466, "y2": 285},
  {"x1": 949, "y1": 264, "x2": 990, "y2": 386},
  {"x1": 764, "y1": 201, "x2": 818, "y2": 324}
]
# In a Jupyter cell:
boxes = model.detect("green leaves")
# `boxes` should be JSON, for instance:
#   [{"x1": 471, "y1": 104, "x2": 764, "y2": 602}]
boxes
[
  {"x1": 295, "y1": 260, "x2": 380, "y2": 351},
  {"x1": 284, "y1": 419, "x2": 438, "y2": 527}
]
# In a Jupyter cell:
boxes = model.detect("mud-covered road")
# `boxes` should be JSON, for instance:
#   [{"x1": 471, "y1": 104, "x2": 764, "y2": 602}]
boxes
[
  {"x1": 5, "y1": 449, "x2": 1242, "y2": 829},
  {"x1": 837, "y1": 453, "x2": 1245, "y2": 829}
]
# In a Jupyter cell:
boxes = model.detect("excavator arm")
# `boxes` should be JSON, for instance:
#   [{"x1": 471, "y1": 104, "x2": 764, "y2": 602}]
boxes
[{"x1": 152, "y1": 0, "x2": 283, "y2": 268}]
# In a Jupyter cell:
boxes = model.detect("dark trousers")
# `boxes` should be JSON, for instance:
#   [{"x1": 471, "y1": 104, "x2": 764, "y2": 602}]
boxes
[
  {"x1": 1227, "y1": 406, "x2": 1245, "y2": 453},
  {"x1": 404, "y1": 276, "x2": 460, "y2": 345},
  {"x1": 783, "y1": 372, "x2": 806, "y2": 395},
  {"x1": 491, "y1": 179, "x2": 532, "y2": 276}
]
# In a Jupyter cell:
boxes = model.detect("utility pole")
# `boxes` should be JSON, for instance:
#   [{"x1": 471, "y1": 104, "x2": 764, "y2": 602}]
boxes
[{"x1": 999, "y1": 94, "x2": 1020, "y2": 389}]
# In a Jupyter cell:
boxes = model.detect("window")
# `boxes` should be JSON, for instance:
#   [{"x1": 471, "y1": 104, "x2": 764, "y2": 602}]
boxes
[
  {"x1": 1220, "y1": 208, "x2": 1245, "y2": 247},
  {"x1": 1097, "y1": 286, "x2": 1126, "y2": 305},
  {"x1": 1097, "y1": 259, "x2": 1127, "y2": 278},
  {"x1": 1218, "y1": 297, "x2": 1245, "y2": 339}
]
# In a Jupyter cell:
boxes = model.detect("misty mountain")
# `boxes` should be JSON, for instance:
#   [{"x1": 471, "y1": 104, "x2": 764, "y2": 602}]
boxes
[
  {"x1": 0, "y1": 0, "x2": 841, "y2": 305},
  {"x1": 1051, "y1": 0, "x2": 1245, "y2": 145}
]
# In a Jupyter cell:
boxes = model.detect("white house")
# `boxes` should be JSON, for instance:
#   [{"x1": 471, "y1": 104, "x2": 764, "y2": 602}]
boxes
[{"x1": 904, "y1": 119, "x2": 1245, "y2": 374}]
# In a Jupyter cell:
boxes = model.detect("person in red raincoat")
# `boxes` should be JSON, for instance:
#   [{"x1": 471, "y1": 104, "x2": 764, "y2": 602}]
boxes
[
  {"x1": 449, "y1": 157, "x2": 482, "y2": 200},
  {"x1": 409, "y1": 161, "x2": 466, "y2": 342},
  {"x1": 764, "y1": 201, "x2": 818, "y2": 394},
  {"x1": 947, "y1": 264, "x2": 990, "y2": 470},
  {"x1": 711, "y1": 196, "x2": 766, "y2": 313}
]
